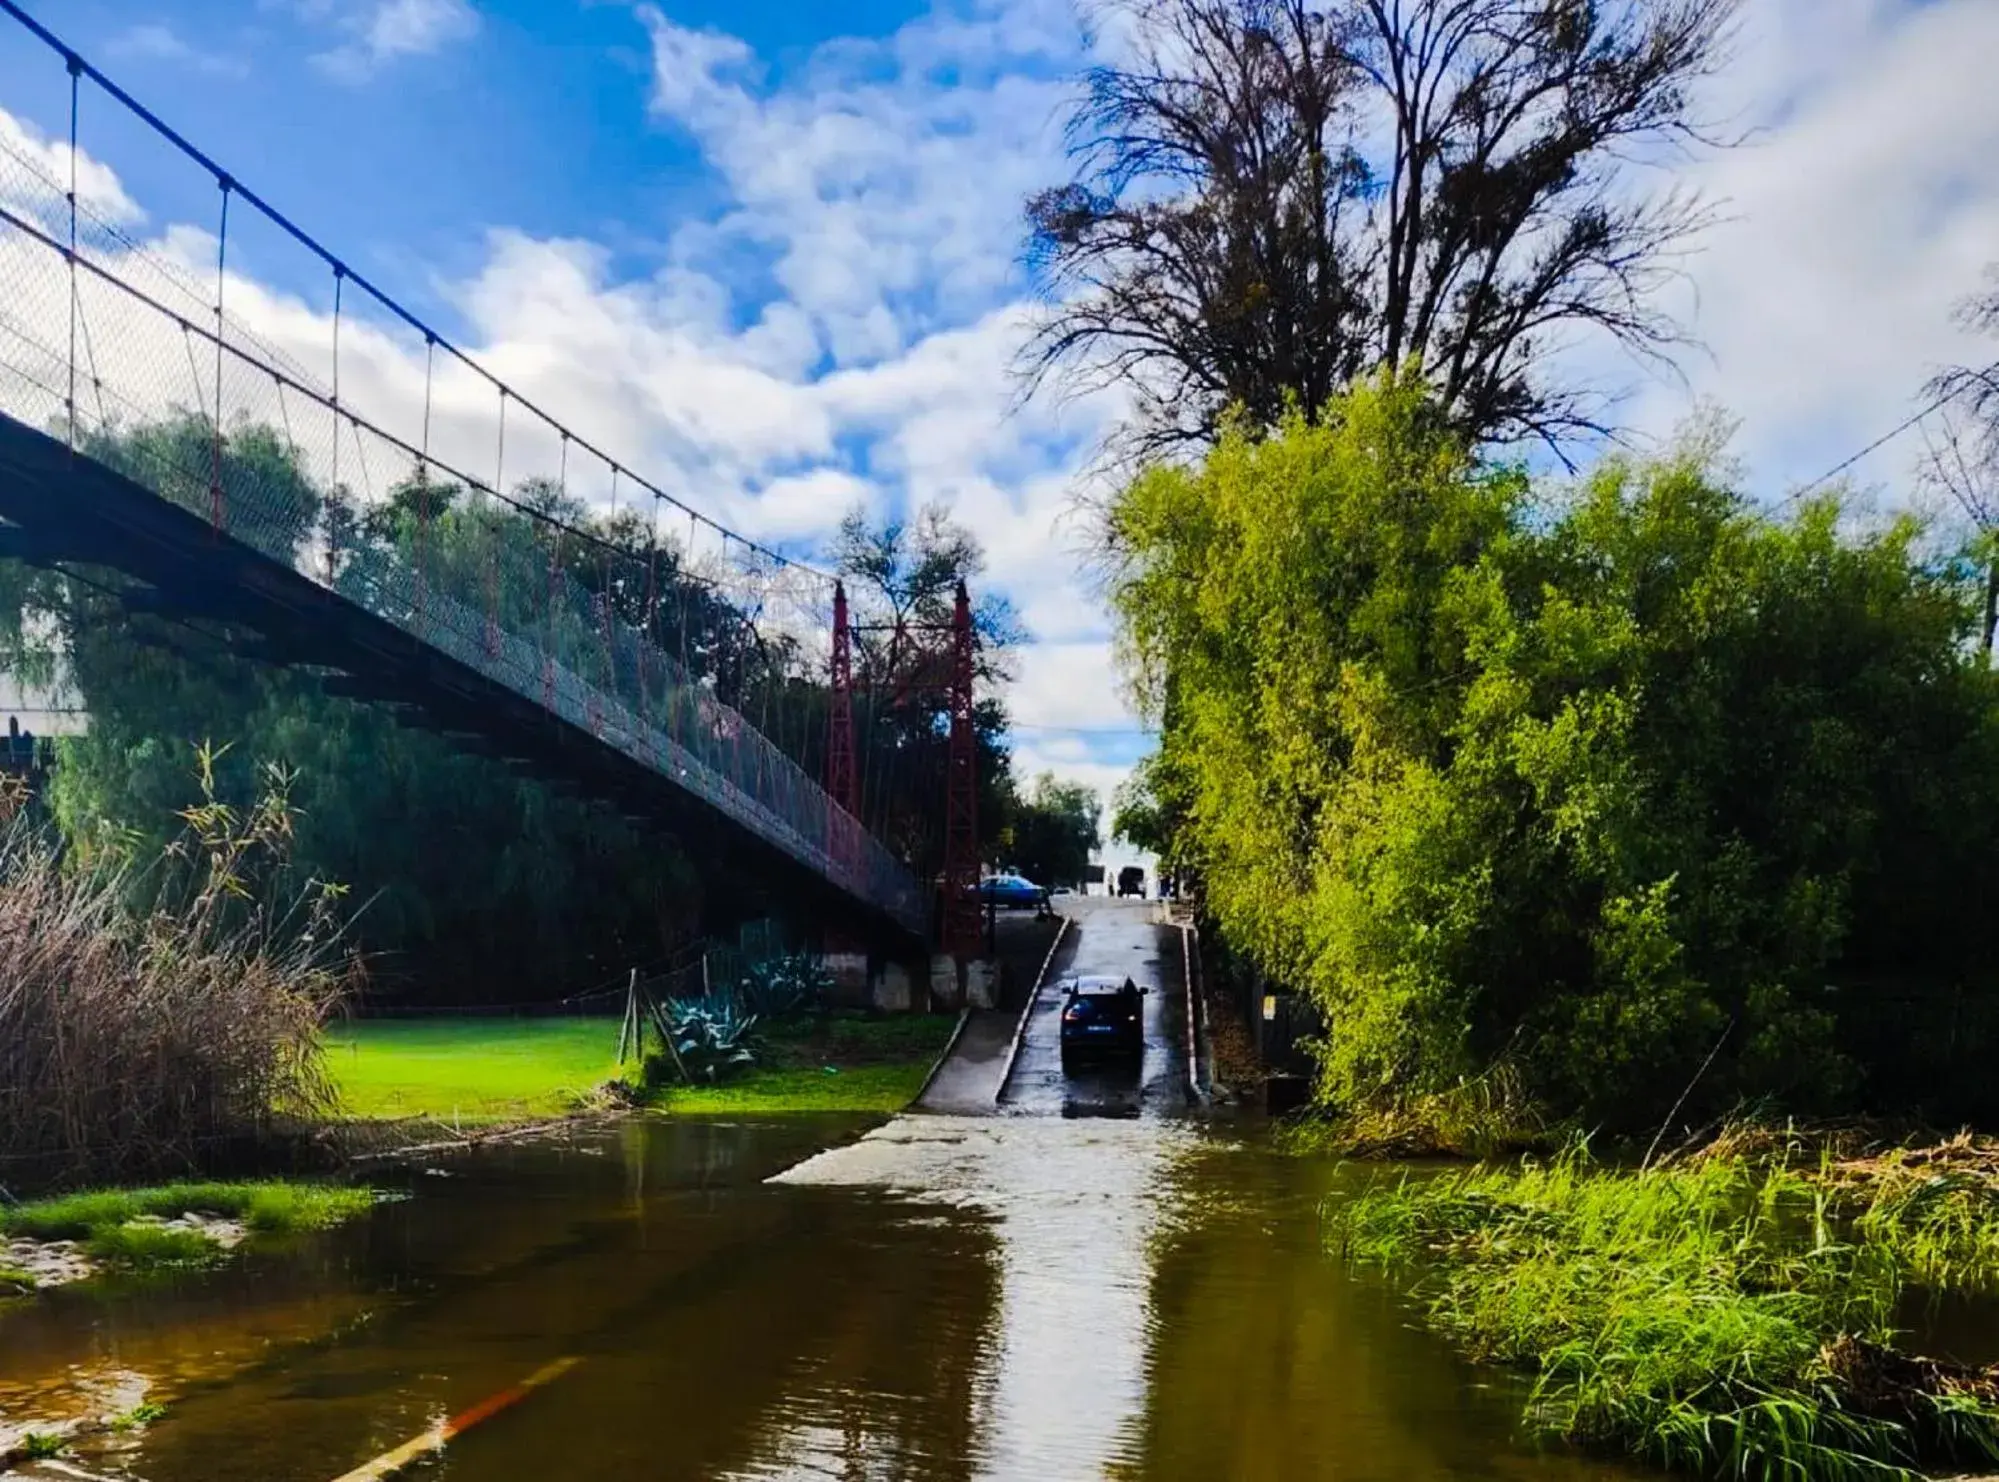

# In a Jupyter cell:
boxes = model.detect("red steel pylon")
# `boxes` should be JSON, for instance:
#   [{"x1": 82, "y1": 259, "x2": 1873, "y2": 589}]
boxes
[{"x1": 940, "y1": 580, "x2": 981, "y2": 957}]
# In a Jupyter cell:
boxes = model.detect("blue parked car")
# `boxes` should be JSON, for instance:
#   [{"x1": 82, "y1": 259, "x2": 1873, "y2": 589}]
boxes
[{"x1": 977, "y1": 872, "x2": 1050, "y2": 910}]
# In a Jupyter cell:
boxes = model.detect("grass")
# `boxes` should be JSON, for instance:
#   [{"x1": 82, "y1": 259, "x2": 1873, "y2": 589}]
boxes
[
  {"x1": 1329, "y1": 1139, "x2": 1999, "y2": 1481},
  {"x1": 1282, "y1": 1060, "x2": 1551, "y2": 1159},
  {"x1": 110, "y1": 1403, "x2": 169, "y2": 1433},
  {"x1": 0, "y1": 1182, "x2": 373, "y2": 1241},
  {"x1": 324, "y1": 1017, "x2": 626, "y2": 1122},
  {"x1": 323, "y1": 1011, "x2": 957, "y2": 1121},
  {"x1": 0, "y1": 1265, "x2": 36, "y2": 1293},
  {"x1": 0, "y1": 1180, "x2": 374, "y2": 1276},
  {"x1": 85, "y1": 1223, "x2": 223, "y2": 1269},
  {"x1": 649, "y1": 1012, "x2": 958, "y2": 1115}
]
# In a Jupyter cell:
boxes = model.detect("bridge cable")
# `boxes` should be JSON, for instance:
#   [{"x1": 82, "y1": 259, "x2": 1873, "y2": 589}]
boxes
[
  {"x1": 74, "y1": 255, "x2": 108, "y2": 432},
  {"x1": 0, "y1": 0, "x2": 827, "y2": 587},
  {"x1": 595, "y1": 465, "x2": 621, "y2": 737},
  {"x1": 348, "y1": 407, "x2": 377, "y2": 507}
]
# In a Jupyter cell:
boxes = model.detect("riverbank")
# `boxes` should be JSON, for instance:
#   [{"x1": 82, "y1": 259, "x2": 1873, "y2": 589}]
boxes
[
  {"x1": 1, "y1": 1181, "x2": 374, "y2": 1297},
  {"x1": 1329, "y1": 1126, "x2": 1999, "y2": 1479}
]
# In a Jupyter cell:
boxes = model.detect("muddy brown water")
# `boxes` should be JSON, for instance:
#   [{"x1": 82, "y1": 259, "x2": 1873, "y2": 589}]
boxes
[
  {"x1": 0, "y1": 1112, "x2": 1651, "y2": 1482},
  {"x1": 4, "y1": 903, "x2": 1651, "y2": 1479}
]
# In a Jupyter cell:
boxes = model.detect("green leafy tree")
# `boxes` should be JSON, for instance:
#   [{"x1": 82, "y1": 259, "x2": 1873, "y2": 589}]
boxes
[
  {"x1": 1004, "y1": 773, "x2": 1102, "y2": 888},
  {"x1": 1109, "y1": 374, "x2": 1999, "y2": 1129},
  {"x1": 0, "y1": 416, "x2": 793, "y2": 1002}
]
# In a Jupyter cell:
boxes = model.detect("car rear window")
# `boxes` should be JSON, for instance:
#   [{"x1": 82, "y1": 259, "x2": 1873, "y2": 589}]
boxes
[{"x1": 1069, "y1": 988, "x2": 1136, "y2": 1014}]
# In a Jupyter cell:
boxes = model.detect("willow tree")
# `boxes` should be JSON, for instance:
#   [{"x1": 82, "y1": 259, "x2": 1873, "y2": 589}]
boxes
[{"x1": 1110, "y1": 376, "x2": 1999, "y2": 1129}]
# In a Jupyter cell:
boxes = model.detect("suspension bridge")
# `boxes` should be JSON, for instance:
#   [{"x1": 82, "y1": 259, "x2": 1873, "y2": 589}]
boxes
[{"x1": 0, "y1": 3, "x2": 989, "y2": 962}]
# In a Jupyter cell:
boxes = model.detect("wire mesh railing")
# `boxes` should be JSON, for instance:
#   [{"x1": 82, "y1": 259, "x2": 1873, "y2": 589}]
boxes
[{"x1": 0, "y1": 5, "x2": 926, "y2": 936}]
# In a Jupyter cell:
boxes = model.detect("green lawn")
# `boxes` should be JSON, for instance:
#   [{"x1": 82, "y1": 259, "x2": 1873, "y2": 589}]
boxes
[
  {"x1": 648, "y1": 1012, "x2": 959, "y2": 1116},
  {"x1": 324, "y1": 1017, "x2": 625, "y2": 1122},
  {"x1": 324, "y1": 1011, "x2": 959, "y2": 1123},
  {"x1": 652, "y1": 1062, "x2": 939, "y2": 1115}
]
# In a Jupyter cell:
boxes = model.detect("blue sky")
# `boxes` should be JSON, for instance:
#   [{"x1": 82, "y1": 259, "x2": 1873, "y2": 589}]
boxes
[{"x1": 2, "y1": 0, "x2": 1998, "y2": 847}]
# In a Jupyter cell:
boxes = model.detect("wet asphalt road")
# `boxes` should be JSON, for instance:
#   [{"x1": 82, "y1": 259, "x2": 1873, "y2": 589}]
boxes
[{"x1": 998, "y1": 896, "x2": 1187, "y2": 1119}]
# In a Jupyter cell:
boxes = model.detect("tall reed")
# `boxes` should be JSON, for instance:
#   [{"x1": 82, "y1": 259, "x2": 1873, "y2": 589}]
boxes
[{"x1": 0, "y1": 753, "x2": 351, "y2": 1185}]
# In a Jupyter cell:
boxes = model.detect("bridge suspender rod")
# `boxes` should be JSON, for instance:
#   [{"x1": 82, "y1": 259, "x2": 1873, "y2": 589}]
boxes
[
  {"x1": 485, "y1": 390, "x2": 506, "y2": 658},
  {"x1": 542, "y1": 435, "x2": 566, "y2": 713},
  {"x1": 210, "y1": 176, "x2": 230, "y2": 532},
  {"x1": 330, "y1": 266, "x2": 342, "y2": 519},
  {"x1": 416, "y1": 334, "x2": 435, "y2": 633},
  {"x1": 64, "y1": 53, "x2": 77, "y2": 448},
  {"x1": 642, "y1": 495, "x2": 661, "y2": 756}
]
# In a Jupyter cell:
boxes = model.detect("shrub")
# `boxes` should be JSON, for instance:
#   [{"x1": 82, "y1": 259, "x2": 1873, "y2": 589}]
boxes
[{"x1": 1331, "y1": 1142, "x2": 1999, "y2": 1479}]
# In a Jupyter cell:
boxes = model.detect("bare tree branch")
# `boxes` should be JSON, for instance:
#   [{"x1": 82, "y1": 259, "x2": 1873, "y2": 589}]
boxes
[{"x1": 1023, "y1": 0, "x2": 1741, "y2": 458}]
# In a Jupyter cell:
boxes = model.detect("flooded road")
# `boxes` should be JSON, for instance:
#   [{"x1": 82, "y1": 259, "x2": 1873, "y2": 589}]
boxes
[
  {"x1": 1, "y1": 904, "x2": 1649, "y2": 1481},
  {"x1": 998, "y1": 899, "x2": 1185, "y2": 1119}
]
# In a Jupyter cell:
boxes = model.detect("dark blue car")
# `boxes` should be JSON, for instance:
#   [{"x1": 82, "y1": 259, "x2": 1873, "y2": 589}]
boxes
[
  {"x1": 1059, "y1": 975, "x2": 1146, "y2": 1064},
  {"x1": 977, "y1": 872, "x2": 1050, "y2": 910}
]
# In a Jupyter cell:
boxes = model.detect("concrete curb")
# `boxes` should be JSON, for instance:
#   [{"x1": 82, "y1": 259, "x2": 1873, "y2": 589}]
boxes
[
  {"x1": 910, "y1": 1007, "x2": 973, "y2": 1108},
  {"x1": 993, "y1": 914, "x2": 1070, "y2": 1107}
]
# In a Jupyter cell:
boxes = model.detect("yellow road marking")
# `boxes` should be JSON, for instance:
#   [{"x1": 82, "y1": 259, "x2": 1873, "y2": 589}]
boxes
[{"x1": 329, "y1": 1356, "x2": 580, "y2": 1482}]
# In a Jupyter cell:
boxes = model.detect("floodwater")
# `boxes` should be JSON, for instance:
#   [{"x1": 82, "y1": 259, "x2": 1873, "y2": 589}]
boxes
[
  {"x1": 0, "y1": 904, "x2": 1652, "y2": 1481},
  {"x1": 0, "y1": 1118, "x2": 1654, "y2": 1482}
]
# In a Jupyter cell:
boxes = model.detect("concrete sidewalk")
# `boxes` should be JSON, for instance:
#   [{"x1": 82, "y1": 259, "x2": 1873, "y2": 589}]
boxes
[{"x1": 915, "y1": 913, "x2": 1073, "y2": 1114}]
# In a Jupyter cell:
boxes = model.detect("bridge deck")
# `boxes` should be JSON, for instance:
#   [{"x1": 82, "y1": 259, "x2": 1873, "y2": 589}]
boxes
[{"x1": 0, "y1": 411, "x2": 928, "y2": 943}]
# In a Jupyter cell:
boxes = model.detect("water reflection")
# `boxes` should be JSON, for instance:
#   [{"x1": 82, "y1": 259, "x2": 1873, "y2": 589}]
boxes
[
  {"x1": 778, "y1": 1116, "x2": 1182, "y2": 1477},
  {"x1": 0, "y1": 1117, "x2": 1651, "y2": 1482}
]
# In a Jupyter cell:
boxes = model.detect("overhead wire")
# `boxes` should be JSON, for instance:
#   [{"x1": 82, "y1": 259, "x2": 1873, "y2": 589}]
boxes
[{"x1": 1775, "y1": 361, "x2": 1999, "y2": 510}]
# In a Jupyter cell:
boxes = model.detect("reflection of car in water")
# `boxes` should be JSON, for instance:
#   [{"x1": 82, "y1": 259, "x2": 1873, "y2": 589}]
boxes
[
  {"x1": 1115, "y1": 866, "x2": 1145, "y2": 898},
  {"x1": 1059, "y1": 975, "x2": 1146, "y2": 1065},
  {"x1": 978, "y1": 872, "x2": 1050, "y2": 910}
]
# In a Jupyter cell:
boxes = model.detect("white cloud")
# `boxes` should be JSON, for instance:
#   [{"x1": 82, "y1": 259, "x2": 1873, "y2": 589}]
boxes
[
  {"x1": 107, "y1": 22, "x2": 246, "y2": 76},
  {"x1": 1606, "y1": 0, "x2": 1999, "y2": 496},
  {"x1": 313, "y1": 0, "x2": 479, "y2": 83},
  {"x1": 0, "y1": 110, "x2": 143, "y2": 227},
  {"x1": 19, "y1": 0, "x2": 1989, "y2": 814}
]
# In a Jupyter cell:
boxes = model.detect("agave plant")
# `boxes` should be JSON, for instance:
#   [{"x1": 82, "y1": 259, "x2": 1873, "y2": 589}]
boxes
[
  {"x1": 737, "y1": 951, "x2": 833, "y2": 1018},
  {"x1": 649, "y1": 999, "x2": 759, "y2": 1084}
]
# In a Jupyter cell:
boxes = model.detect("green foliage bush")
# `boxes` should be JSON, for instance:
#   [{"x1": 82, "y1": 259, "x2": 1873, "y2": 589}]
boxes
[
  {"x1": 1111, "y1": 375, "x2": 1999, "y2": 1128},
  {"x1": 1332, "y1": 1145, "x2": 1999, "y2": 1480}
]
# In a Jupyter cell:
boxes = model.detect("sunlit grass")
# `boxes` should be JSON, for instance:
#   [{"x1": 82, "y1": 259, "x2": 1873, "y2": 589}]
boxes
[
  {"x1": 1, "y1": 1181, "x2": 373, "y2": 1276},
  {"x1": 325, "y1": 1012, "x2": 954, "y2": 1121},
  {"x1": 324, "y1": 1017, "x2": 626, "y2": 1122},
  {"x1": 0, "y1": 1182, "x2": 372, "y2": 1241},
  {"x1": 648, "y1": 1012, "x2": 957, "y2": 1115},
  {"x1": 652, "y1": 1063, "x2": 939, "y2": 1115}
]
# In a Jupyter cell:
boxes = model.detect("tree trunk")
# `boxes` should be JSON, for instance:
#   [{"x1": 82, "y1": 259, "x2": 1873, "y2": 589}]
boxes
[{"x1": 1984, "y1": 556, "x2": 1997, "y2": 662}]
